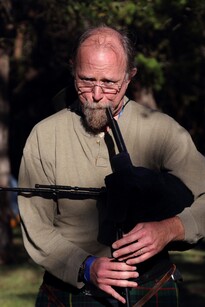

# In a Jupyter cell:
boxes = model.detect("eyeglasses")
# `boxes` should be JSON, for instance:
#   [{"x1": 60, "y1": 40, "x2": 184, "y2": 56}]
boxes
[{"x1": 76, "y1": 78, "x2": 125, "y2": 95}]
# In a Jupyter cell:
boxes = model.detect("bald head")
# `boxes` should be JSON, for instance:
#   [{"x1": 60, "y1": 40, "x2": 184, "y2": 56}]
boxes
[
  {"x1": 80, "y1": 28, "x2": 125, "y2": 56},
  {"x1": 71, "y1": 25, "x2": 136, "y2": 74}
]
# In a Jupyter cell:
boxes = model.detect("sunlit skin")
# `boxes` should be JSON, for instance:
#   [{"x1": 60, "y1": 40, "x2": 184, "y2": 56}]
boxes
[
  {"x1": 74, "y1": 32, "x2": 136, "y2": 135},
  {"x1": 73, "y1": 29, "x2": 185, "y2": 304},
  {"x1": 75, "y1": 44, "x2": 128, "y2": 114}
]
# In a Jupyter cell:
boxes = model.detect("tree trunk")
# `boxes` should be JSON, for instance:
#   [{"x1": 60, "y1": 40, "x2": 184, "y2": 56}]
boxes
[{"x1": 0, "y1": 47, "x2": 13, "y2": 264}]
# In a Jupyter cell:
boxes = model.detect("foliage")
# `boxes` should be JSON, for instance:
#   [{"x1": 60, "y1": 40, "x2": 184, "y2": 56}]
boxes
[{"x1": 136, "y1": 53, "x2": 164, "y2": 91}]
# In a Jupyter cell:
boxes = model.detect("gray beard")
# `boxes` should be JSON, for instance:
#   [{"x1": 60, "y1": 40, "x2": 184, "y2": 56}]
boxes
[{"x1": 81, "y1": 100, "x2": 112, "y2": 135}]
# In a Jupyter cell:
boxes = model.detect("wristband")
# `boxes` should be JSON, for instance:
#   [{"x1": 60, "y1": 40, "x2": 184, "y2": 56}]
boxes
[
  {"x1": 78, "y1": 255, "x2": 91, "y2": 282},
  {"x1": 84, "y1": 256, "x2": 97, "y2": 283}
]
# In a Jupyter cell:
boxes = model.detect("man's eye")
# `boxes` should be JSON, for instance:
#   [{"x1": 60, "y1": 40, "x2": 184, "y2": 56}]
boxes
[{"x1": 103, "y1": 80, "x2": 115, "y2": 86}]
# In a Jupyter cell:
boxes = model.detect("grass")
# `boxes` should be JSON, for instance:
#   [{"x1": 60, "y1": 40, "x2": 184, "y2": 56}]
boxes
[
  {"x1": 170, "y1": 245, "x2": 205, "y2": 307},
  {"x1": 0, "y1": 226, "x2": 43, "y2": 307},
  {"x1": 0, "y1": 226, "x2": 205, "y2": 306},
  {"x1": 0, "y1": 265, "x2": 42, "y2": 307}
]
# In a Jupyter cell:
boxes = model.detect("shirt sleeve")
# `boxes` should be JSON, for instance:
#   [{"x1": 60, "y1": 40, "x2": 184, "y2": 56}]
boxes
[
  {"x1": 18, "y1": 128, "x2": 89, "y2": 288},
  {"x1": 160, "y1": 115, "x2": 205, "y2": 244}
]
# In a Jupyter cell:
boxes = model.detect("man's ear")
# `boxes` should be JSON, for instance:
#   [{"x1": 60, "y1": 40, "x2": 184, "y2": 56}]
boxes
[
  {"x1": 125, "y1": 67, "x2": 137, "y2": 84},
  {"x1": 130, "y1": 67, "x2": 137, "y2": 79}
]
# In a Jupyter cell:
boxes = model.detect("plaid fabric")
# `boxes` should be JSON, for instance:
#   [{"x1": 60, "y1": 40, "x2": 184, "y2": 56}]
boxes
[{"x1": 35, "y1": 277, "x2": 179, "y2": 307}]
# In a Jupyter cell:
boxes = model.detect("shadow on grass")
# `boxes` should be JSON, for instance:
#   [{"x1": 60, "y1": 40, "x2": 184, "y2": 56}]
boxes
[{"x1": 171, "y1": 240, "x2": 205, "y2": 307}]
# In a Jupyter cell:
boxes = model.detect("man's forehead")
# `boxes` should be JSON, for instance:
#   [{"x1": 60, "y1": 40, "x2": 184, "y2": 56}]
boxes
[
  {"x1": 79, "y1": 32, "x2": 124, "y2": 54},
  {"x1": 77, "y1": 38, "x2": 126, "y2": 71}
]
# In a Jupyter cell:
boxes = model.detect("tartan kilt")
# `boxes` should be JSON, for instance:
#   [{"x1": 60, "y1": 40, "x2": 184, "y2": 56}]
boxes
[{"x1": 35, "y1": 277, "x2": 179, "y2": 307}]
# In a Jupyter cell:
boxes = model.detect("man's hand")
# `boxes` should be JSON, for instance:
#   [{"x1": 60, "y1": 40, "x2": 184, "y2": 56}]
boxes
[
  {"x1": 112, "y1": 216, "x2": 185, "y2": 265},
  {"x1": 90, "y1": 257, "x2": 138, "y2": 304}
]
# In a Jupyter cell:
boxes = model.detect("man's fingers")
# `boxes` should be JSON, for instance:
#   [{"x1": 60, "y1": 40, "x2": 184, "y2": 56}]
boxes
[
  {"x1": 99, "y1": 284, "x2": 127, "y2": 304},
  {"x1": 99, "y1": 278, "x2": 138, "y2": 288}
]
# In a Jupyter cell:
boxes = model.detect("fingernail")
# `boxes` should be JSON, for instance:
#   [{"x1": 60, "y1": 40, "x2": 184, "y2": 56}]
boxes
[{"x1": 113, "y1": 251, "x2": 118, "y2": 257}]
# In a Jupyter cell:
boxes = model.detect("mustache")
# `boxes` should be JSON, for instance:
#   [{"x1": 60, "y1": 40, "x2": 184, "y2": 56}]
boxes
[{"x1": 83, "y1": 100, "x2": 112, "y2": 110}]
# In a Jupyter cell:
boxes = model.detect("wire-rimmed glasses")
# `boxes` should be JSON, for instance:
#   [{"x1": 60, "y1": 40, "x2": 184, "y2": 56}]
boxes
[{"x1": 75, "y1": 79, "x2": 125, "y2": 95}]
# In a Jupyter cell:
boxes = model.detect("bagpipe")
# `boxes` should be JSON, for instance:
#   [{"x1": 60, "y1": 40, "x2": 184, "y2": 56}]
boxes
[
  {"x1": 97, "y1": 107, "x2": 194, "y2": 307},
  {"x1": 97, "y1": 108, "x2": 194, "y2": 246},
  {"x1": 0, "y1": 107, "x2": 194, "y2": 307}
]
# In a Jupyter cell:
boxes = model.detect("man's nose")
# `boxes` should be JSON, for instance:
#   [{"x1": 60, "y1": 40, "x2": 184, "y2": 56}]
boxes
[{"x1": 92, "y1": 85, "x2": 104, "y2": 101}]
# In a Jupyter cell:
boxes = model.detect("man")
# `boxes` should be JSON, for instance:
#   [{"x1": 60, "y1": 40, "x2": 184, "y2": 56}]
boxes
[{"x1": 18, "y1": 25, "x2": 205, "y2": 306}]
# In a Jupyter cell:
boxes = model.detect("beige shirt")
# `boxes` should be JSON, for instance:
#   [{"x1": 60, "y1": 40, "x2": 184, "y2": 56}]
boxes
[{"x1": 18, "y1": 99, "x2": 205, "y2": 287}]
